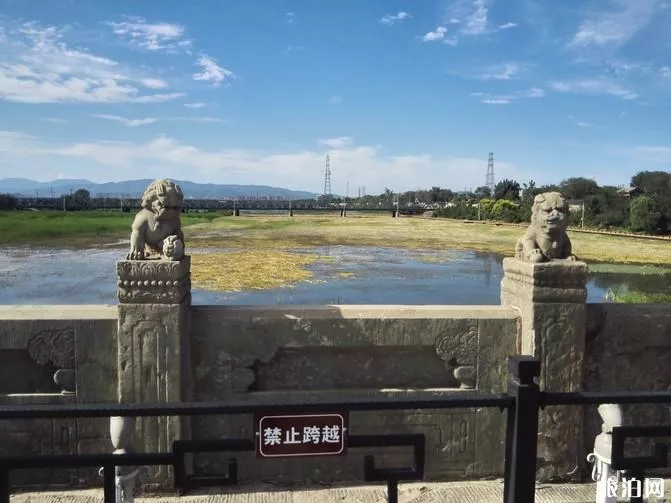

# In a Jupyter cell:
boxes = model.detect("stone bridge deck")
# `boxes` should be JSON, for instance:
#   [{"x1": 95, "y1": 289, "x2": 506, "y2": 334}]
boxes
[{"x1": 13, "y1": 479, "x2": 670, "y2": 503}]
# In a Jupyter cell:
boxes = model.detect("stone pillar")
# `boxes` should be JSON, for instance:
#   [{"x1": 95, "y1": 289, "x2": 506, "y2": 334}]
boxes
[
  {"x1": 501, "y1": 258, "x2": 588, "y2": 482},
  {"x1": 116, "y1": 257, "x2": 192, "y2": 488}
]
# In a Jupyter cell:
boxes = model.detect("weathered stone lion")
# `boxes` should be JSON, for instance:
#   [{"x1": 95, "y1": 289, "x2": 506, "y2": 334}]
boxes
[
  {"x1": 515, "y1": 192, "x2": 576, "y2": 262},
  {"x1": 127, "y1": 179, "x2": 185, "y2": 261}
]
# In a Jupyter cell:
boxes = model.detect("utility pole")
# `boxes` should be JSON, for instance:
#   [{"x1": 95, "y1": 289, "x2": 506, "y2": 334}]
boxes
[{"x1": 581, "y1": 200, "x2": 585, "y2": 229}]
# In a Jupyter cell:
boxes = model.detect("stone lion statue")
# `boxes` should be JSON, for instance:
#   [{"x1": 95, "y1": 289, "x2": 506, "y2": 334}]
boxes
[
  {"x1": 127, "y1": 179, "x2": 185, "y2": 261},
  {"x1": 515, "y1": 192, "x2": 576, "y2": 262}
]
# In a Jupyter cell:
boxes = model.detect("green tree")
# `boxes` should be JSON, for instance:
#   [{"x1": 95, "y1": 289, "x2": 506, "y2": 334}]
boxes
[
  {"x1": 479, "y1": 198, "x2": 495, "y2": 219},
  {"x1": 631, "y1": 171, "x2": 671, "y2": 232},
  {"x1": 629, "y1": 195, "x2": 663, "y2": 234},
  {"x1": 493, "y1": 179, "x2": 521, "y2": 201},
  {"x1": 474, "y1": 186, "x2": 492, "y2": 200},
  {"x1": 0, "y1": 193, "x2": 17, "y2": 210},
  {"x1": 559, "y1": 177, "x2": 599, "y2": 200},
  {"x1": 490, "y1": 199, "x2": 523, "y2": 222},
  {"x1": 72, "y1": 189, "x2": 91, "y2": 209}
]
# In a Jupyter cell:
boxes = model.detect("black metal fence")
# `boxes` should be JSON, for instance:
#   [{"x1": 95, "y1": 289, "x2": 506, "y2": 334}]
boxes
[{"x1": 1, "y1": 355, "x2": 671, "y2": 503}]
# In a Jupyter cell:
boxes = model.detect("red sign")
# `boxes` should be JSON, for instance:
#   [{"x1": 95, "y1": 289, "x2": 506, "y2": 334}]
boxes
[{"x1": 255, "y1": 412, "x2": 348, "y2": 458}]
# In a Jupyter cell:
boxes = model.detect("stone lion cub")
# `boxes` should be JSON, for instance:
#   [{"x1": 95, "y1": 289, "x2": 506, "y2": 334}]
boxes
[
  {"x1": 515, "y1": 192, "x2": 576, "y2": 262},
  {"x1": 127, "y1": 179, "x2": 185, "y2": 261}
]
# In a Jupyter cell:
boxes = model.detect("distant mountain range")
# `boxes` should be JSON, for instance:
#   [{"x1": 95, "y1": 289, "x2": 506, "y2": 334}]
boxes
[{"x1": 0, "y1": 178, "x2": 320, "y2": 200}]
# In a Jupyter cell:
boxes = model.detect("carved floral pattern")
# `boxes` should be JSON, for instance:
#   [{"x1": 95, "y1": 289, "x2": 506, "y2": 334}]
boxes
[
  {"x1": 435, "y1": 326, "x2": 478, "y2": 366},
  {"x1": 27, "y1": 328, "x2": 75, "y2": 368}
]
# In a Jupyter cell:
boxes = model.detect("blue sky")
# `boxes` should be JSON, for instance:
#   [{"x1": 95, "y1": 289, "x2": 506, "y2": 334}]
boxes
[{"x1": 0, "y1": 0, "x2": 670, "y2": 195}]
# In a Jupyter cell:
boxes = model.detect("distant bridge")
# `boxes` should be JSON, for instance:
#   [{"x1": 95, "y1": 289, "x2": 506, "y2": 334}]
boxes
[{"x1": 14, "y1": 197, "x2": 431, "y2": 215}]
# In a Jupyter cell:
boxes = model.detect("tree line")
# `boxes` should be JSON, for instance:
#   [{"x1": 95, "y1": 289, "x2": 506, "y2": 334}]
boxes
[
  {"x1": 340, "y1": 171, "x2": 671, "y2": 235},
  {"x1": 2, "y1": 171, "x2": 670, "y2": 235},
  {"x1": 435, "y1": 171, "x2": 671, "y2": 235}
]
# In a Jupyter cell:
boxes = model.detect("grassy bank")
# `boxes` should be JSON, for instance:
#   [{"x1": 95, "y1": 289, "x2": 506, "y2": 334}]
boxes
[
  {"x1": 611, "y1": 289, "x2": 671, "y2": 303},
  {"x1": 0, "y1": 210, "x2": 226, "y2": 245}
]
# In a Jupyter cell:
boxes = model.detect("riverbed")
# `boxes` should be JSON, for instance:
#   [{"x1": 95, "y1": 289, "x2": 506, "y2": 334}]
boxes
[{"x1": 0, "y1": 244, "x2": 664, "y2": 305}]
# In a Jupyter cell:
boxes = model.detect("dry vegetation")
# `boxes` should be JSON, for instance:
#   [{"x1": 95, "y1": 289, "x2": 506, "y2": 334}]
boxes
[
  {"x1": 190, "y1": 250, "x2": 322, "y2": 292},
  {"x1": 186, "y1": 214, "x2": 671, "y2": 265},
  {"x1": 183, "y1": 214, "x2": 671, "y2": 291}
]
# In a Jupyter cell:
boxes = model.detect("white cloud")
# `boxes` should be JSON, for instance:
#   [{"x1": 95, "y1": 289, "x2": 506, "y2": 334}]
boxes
[
  {"x1": 43, "y1": 118, "x2": 70, "y2": 123},
  {"x1": 109, "y1": 17, "x2": 192, "y2": 53},
  {"x1": 193, "y1": 55, "x2": 235, "y2": 86},
  {"x1": 175, "y1": 117, "x2": 222, "y2": 123},
  {"x1": 605, "y1": 60, "x2": 652, "y2": 75},
  {"x1": 329, "y1": 95, "x2": 343, "y2": 104},
  {"x1": 184, "y1": 102, "x2": 206, "y2": 108},
  {"x1": 472, "y1": 87, "x2": 545, "y2": 105},
  {"x1": 380, "y1": 12, "x2": 411, "y2": 25},
  {"x1": 461, "y1": 0, "x2": 489, "y2": 35},
  {"x1": 421, "y1": 26, "x2": 447, "y2": 42},
  {"x1": 549, "y1": 79, "x2": 638, "y2": 100},
  {"x1": 482, "y1": 98, "x2": 510, "y2": 105},
  {"x1": 661, "y1": 66, "x2": 671, "y2": 77},
  {"x1": 141, "y1": 78, "x2": 167, "y2": 89},
  {"x1": 283, "y1": 45, "x2": 305, "y2": 53},
  {"x1": 92, "y1": 114, "x2": 222, "y2": 126},
  {"x1": 319, "y1": 137, "x2": 353, "y2": 149},
  {"x1": 3, "y1": 133, "x2": 523, "y2": 193},
  {"x1": 568, "y1": 115, "x2": 592, "y2": 127},
  {"x1": 93, "y1": 114, "x2": 158, "y2": 127},
  {"x1": 286, "y1": 12, "x2": 295, "y2": 23},
  {"x1": 498, "y1": 22, "x2": 518, "y2": 30},
  {"x1": 0, "y1": 21, "x2": 184, "y2": 104},
  {"x1": 440, "y1": 0, "x2": 503, "y2": 45},
  {"x1": 569, "y1": 0, "x2": 660, "y2": 48},
  {"x1": 478, "y1": 62, "x2": 521, "y2": 80}
]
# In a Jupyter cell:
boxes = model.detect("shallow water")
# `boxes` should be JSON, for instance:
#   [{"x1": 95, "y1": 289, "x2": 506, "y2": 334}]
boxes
[{"x1": 0, "y1": 244, "x2": 666, "y2": 305}]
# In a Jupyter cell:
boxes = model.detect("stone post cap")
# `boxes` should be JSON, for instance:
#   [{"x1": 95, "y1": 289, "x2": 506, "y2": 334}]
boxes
[
  {"x1": 116, "y1": 256, "x2": 191, "y2": 305},
  {"x1": 501, "y1": 257, "x2": 589, "y2": 304},
  {"x1": 502, "y1": 257, "x2": 589, "y2": 283}
]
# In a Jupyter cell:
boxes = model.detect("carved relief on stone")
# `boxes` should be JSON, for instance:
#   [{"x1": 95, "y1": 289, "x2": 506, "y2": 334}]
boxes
[
  {"x1": 27, "y1": 328, "x2": 75, "y2": 368},
  {"x1": 117, "y1": 256, "x2": 191, "y2": 304},
  {"x1": 514, "y1": 192, "x2": 577, "y2": 262},
  {"x1": 126, "y1": 179, "x2": 186, "y2": 261},
  {"x1": 435, "y1": 327, "x2": 478, "y2": 389},
  {"x1": 27, "y1": 328, "x2": 76, "y2": 393},
  {"x1": 435, "y1": 326, "x2": 478, "y2": 367},
  {"x1": 537, "y1": 313, "x2": 582, "y2": 392}
]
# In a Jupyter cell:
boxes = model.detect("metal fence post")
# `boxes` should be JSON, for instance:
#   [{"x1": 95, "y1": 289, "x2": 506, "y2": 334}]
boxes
[{"x1": 506, "y1": 356, "x2": 541, "y2": 503}]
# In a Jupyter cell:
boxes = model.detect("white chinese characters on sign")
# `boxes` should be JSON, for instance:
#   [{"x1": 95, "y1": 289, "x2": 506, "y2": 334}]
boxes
[
  {"x1": 606, "y1": 477, "x2": 664, "y2": 499},
  {"x1": 263, "y1": 424, "x2": 342, "y2": 446},
  {"x1": 263, "y1": 427, "x2": 282, "y2": 446}
]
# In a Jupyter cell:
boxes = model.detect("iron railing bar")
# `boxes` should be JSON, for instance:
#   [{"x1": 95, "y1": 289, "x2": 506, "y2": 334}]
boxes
[
  {"x1": 0, "y1": 395, "x2": 515, "y2": 420},
  {"x1": 541, "y1": 391, "x2": 671, "y2": 406},
  {"x1": 0, "y1": 453, "x2": 173, "y2": 470}
]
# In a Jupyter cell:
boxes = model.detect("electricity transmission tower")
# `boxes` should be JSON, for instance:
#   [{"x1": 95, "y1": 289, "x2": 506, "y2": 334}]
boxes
[
  {"x1": 485, "y1": 152, "x2": 495, "y2": 193},
  {"x1": 323, "y1": 154, "x2": 332, "y2": 197}
]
